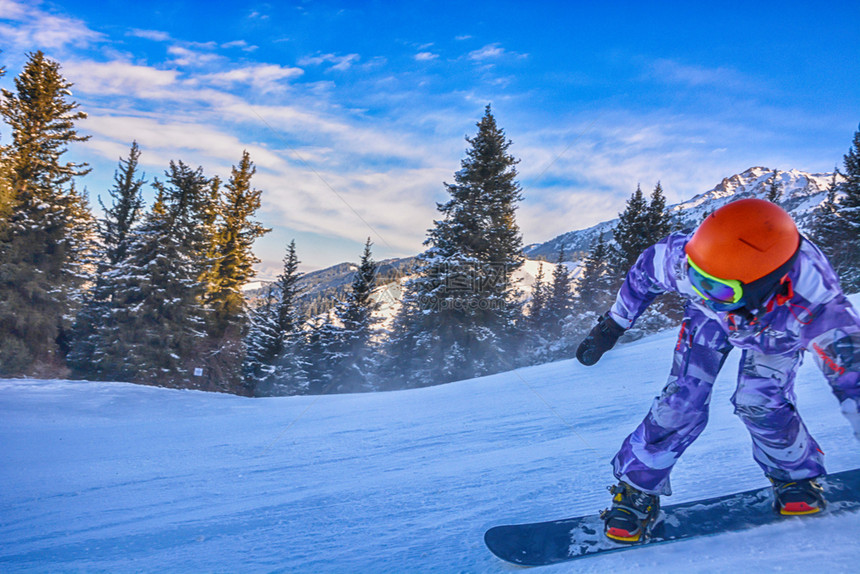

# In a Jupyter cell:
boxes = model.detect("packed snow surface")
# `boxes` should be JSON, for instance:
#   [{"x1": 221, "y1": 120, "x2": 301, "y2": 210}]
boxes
[{"x1": 3, "y1": 299, "x2": 860, "y2": 573}]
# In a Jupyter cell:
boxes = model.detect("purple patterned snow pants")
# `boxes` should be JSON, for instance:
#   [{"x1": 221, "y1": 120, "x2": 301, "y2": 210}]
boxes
[{"x1": 612, "y1": 306, "x2": 825, "y2": 495}]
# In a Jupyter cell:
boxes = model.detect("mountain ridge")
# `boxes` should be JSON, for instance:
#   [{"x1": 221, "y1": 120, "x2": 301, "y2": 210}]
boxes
[{"x1": 524, "y1": 166, "x2": 840, "y2": 261}]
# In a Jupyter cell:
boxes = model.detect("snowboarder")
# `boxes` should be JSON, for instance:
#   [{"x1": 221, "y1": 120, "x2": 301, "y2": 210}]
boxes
[{"x1": 575, "y1": 198, "x2": 860, "y2": 543}]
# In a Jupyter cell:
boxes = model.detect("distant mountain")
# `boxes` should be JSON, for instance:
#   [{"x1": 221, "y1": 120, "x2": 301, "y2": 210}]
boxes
[
  {"x1": 248, "y1": 166, "x2": 841, "y2": 319},
  {"x1": 524, "y1": 166, "x2": 840, "y2": 262},
  {"x1": 245, "y1": 257, "x2": 418, "y2": 317}
]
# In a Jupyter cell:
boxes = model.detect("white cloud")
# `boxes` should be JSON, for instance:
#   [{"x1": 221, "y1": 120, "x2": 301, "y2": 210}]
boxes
[
  {"x1": 63, "y1": 60, "x2": 179, "y2": 96},
  {"x1": 414, "y1": 52, "x2": 438, "y2": 62},
  {"x1": 469, "y1": 43, "x2": 504, "y2": 61},
  {"x1": 167, "y1": 45, "x2": 222, "y2": 67},
  {"x1": 199, "y1": 64, "x2": 304, "y2": 92},
  {"x1": 298, "y1": 52, "x2": 360, "y2": 71},
  {"x1": 221, "y1": 39, "x2": 258, "y2": 52},
  {"x1": 0, "y1": 0, "x2": 102, "y2": 51},
  {"x1": 467, "y1": 43, "x2": 526, "y2": 62},
  {"x1": 128, "y1": 28, "x2": 172, "y2": 42},
  {"x1": 0, "y1": 0, "x2": 28, "y2": 19}
]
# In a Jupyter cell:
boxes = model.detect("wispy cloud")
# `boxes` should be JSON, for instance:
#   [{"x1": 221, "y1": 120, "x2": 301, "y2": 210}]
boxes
[
  {"x1": 128, "y1": 28, "x2": 171, "y2": 42},
  {"x1": 469, "y1": 43, "x2": 505, "y2": 61},
  {"x1": 0, "y1": 0, "x2": 102, "y2": 51},
  {"x1": 649, "y1": 58, "x2": 754, "y2": 91},
  {"x1": 468, "y1": 43, "x2": 526, "y2": 62},
  {"x1": 63, "y1": 60, "x2": 179, "y2": 96},
  {"x1": 167, "y1": 45, "x2": 222, "y2": 67},
  {"x1": 221, "y1": 39, "x2": 258, "y2": 52},
  {"x1": 415, "y1": 52, "x2": 439, "y2": 62},
  {"x1": 198, "y1": 64, "x2": 304, "y2": 92},
  {"x1": 298, "y1": 52, "x2": 361, "y2": 71}
]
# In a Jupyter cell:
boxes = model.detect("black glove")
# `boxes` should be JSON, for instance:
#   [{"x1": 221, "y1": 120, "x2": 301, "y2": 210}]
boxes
[{"x1": 576, "y1": 313, "x2": 625, "y2": 366}]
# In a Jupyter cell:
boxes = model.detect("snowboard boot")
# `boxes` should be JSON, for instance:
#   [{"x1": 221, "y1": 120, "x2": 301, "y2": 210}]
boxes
[
  {"x1": 600, "y1": 481, "x2": 660, "y2": 543},
  {"x1": 770, "y1": 477, "x2": 826, "y2": 515}
]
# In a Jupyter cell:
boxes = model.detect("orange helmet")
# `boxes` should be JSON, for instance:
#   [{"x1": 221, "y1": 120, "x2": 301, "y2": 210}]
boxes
[{"x1": 685, "y1": 198, "x2": 800, "y2": 284}]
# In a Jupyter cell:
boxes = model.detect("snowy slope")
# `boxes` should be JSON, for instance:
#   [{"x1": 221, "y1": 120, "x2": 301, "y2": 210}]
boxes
[{"x1": 2, "y1": 298, "x2": 860, "y2": 573}]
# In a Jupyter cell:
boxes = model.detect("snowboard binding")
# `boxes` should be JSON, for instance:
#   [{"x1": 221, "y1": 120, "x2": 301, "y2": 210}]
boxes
[
  {"x1": 770, "y1": 477, "x2": 826, "y2": 515},
  {"x1": 601, "y1": 481, "x2": 661, "y2": 543}
]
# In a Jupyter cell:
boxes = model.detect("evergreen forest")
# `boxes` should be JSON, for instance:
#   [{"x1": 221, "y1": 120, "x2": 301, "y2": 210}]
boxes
[{"x1": 2, "y1": 52, "x2": 859, "y2": 396}]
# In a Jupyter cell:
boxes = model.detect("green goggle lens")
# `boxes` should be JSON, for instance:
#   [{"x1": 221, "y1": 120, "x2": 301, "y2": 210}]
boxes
[{"x1": 686, "y1": 256, "x2": 744, "y2": 304}]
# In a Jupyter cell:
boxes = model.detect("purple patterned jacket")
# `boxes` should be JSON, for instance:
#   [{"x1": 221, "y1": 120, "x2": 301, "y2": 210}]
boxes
[{"x1": 608, "y1": 231, "x2": 860, "y2": 417}]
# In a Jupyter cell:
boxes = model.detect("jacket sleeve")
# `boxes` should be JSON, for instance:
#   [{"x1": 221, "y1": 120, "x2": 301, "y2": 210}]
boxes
[
  {"x1": 795, "y1": 241, "x2": 860, "y2": 437},
  {"x1": 793, "y1": 241, "x2": 860, "y2": 405},
  {"x1": 804, "y1": 293, "x2": 860, "y2": 404},
  {"x1": 608, "y1": 232, "x2": 688, "y2": 329}
]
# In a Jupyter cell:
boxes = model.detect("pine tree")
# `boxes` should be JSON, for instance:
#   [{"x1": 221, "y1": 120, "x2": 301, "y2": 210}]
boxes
[
  {"x1": 645, "y1": 181, "x2": 684, "y2": 327},
  {"x1": 545, "y1": 246, "x2": 574, "y2": 340},
  {"x1": 326, "y1": 238, "x2": 380, "y2": 392},
  {"x1": 0, "y1": 59, "x2": 10, "y2": 227},
  {"x1": 100, "y1": 142, "x2": 146, "y2": 267},
  {"x1": 204, "y1": 151, "x2": 269, "y2": 338},
  {"x1": 94, "y1": 162, "x2": 213, "y2": 388},
  {"x1": 194, "y1": 152, "x2": 270, "y2": 394},
  {"x1": 610, "y1": 184, "x2": 650, "y2": 290},
  {"x1": 68, "y1": 142, "x2": 147, "y2": 377},
  {"x1": 304, "y1": 313, "x2": 338, "y2": 394},
  {"x1": 0, "y1": 51, "x2": 94, "y2": 376},
  {"x1": 243, "y1": 287, "x2": 281, "y2": 386},
  {"x1": 610, "y1": 182, "x2": 674, "y2": 293},
  {"x1": 383, "y1": 105, "x2": 524, "y2": 387},
  {"x1": 522, "y1": 261, "x2": 550, "y2": 364},
  {"x1": 646, "y1": 182, "x2": 672, "y2": 240},
  {"x1": 574, "y1": 232, "x2": 614, "y2": 312},
  {"x1": 245, "y1": 240, "x2": 308, "y2": 395},
  {"x1": 766, "y1": 170, "x2": 782, "y2": 203},
  {"x1": 528, "y1": 262, "x2": 548, "y2": 330},
  {"x1": 836, "y1": 128, "x2": 860, "y2": 292},
  {"x1": 809, "y1": 168, "x2": 845, "y2": 276}
]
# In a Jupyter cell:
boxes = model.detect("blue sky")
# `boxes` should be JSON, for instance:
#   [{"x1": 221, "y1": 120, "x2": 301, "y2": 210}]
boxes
[{"x1": 1, "y1": 0, "x2": 858, "y2": 275}]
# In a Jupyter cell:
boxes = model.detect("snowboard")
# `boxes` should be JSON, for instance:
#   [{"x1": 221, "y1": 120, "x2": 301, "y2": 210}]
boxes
[{"x1": 485, "y1": 467, "x2": 860, "y2": 567}]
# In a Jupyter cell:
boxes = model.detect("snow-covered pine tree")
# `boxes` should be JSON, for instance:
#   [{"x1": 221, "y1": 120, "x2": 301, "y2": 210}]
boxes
[
  {"x1": 573, "y1": 232, "x2": 614, "y2": 312},
  {"x1": 835, "y1": 128, "x2": 860, "y2": 292},
  {"x1": 68, "y1": 142, "x2": 146, "y2": 377},
  {"x1": 646, "y1": 182, "x2": 672, "y2": 240},
  {"x1": 383, "y1": 105, "x2": 524, "y2": 388},
  {"x1": 302, "y1": 313, "x2": 342, "y2": 394},
  {"x1": 612, "y1": 181, "x2": 674, "y2": 284},
  {"x1": 528, "y1": 262, "x2": 548, "y2": 329},
  {"x1": 101, "y1": 142, "x2": 147, "y2": 267},
  {"x1": 0, "y1": 51, "x2": 95, "y2": 377},
  {"x1": 544, "y1": 246, "x2": 574, "y2": 339},
  {"x1": 330, "y1": 238, "x2": 380, "y2": 393},
  {"x1": 809, "y1": 168, "x2": 847, "y2": 277},
  {"x1": 610, "y1": 184, "x2": 650, "y2": 288},
  {"x1": 94, "y1": 161, "x2": 213, "y2": 388},
  {"x1": 642, "y1": 181, "x2": 684, "y2": 328},
  {"x1": 523, "y1": 261, "x2": 550, "y2": 364},
  {"x1": 245, "y1": 240, "x2": 308, "y2": 395},
  {"x1": 243, "y1": 287, "x2": 279, "y2": 384}
]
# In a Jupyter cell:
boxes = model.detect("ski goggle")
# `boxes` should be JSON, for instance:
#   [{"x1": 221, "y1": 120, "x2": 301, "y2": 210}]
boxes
[{"x1": 686, "y1": 256, "x2": 744, "y2": 306}]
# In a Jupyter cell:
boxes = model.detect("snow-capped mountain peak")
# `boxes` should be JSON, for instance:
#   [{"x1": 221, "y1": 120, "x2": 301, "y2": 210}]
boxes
[{"x1": 526, "y1": 166, "x2": 842, "y2": 261}]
